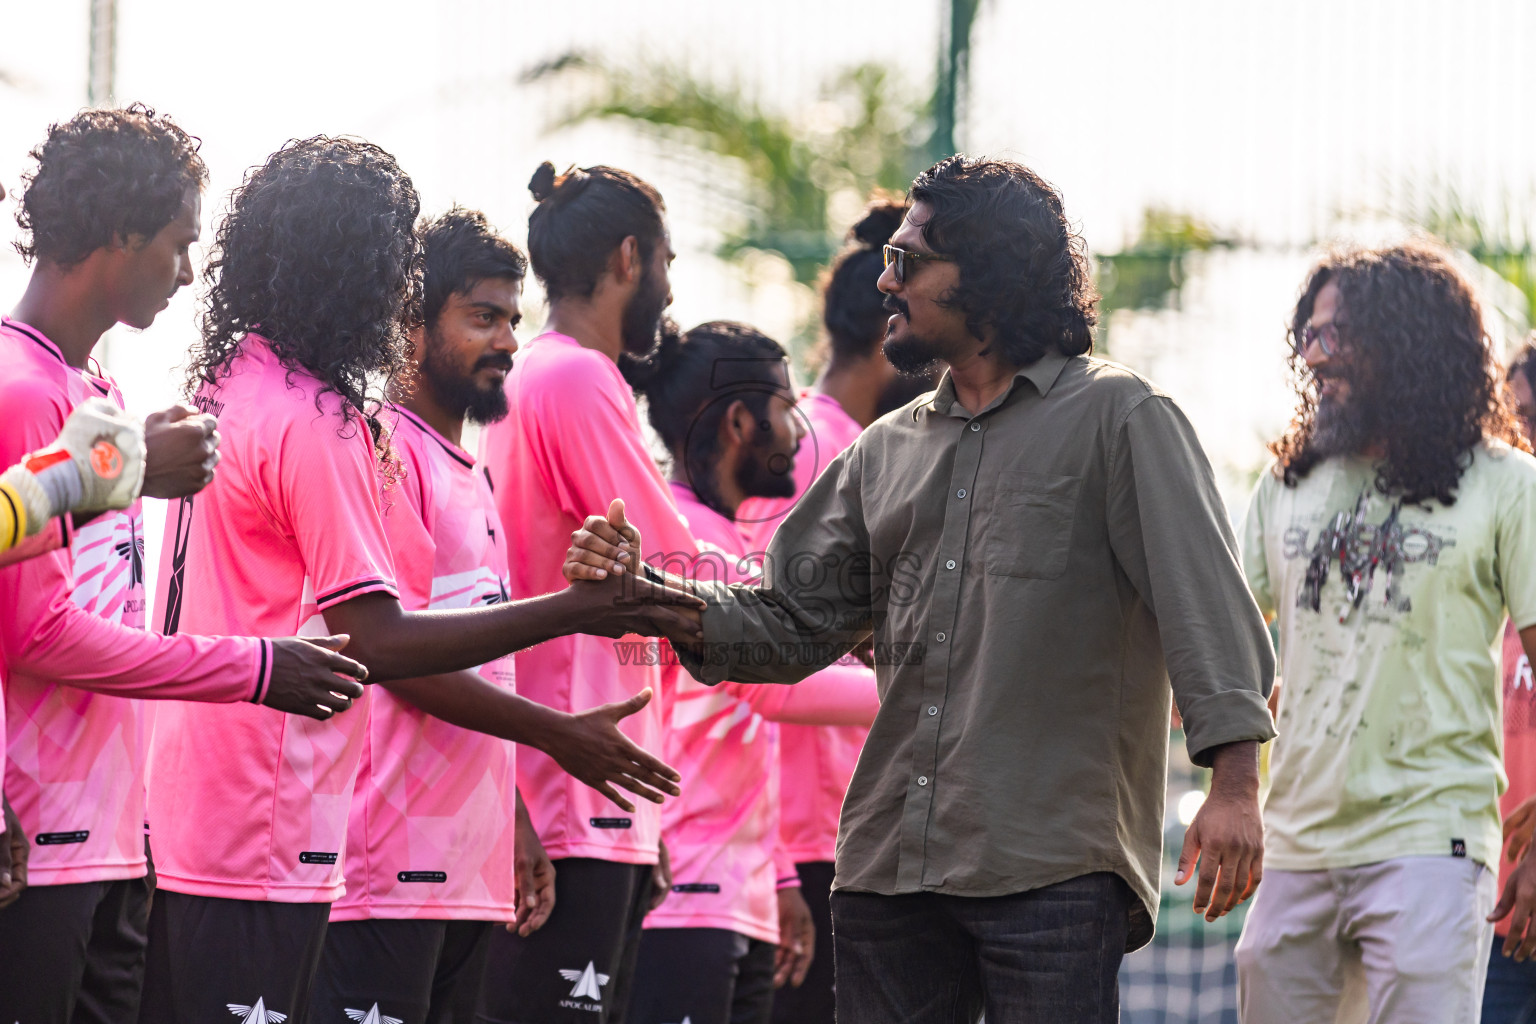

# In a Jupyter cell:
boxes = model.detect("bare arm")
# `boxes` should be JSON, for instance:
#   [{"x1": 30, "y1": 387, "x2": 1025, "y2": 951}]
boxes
[
  {"x1": 320, "y1": 572, "x2": 701, "y2": 683},
  {"x1": 379, "y1": 669, "x2": 679, "y2": 810}
]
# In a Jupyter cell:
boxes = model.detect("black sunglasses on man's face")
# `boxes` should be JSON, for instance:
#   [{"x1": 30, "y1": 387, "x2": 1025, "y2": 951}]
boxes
[{"x1": 883, "y1": 244, "x2": 954, "y2": 285}]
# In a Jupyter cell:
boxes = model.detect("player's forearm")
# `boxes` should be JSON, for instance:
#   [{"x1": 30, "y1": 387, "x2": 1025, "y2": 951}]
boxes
[
  {"x1": 383, "y1": 669, "x2": 570, "y2": 747},
  {"x1": 326, "y1": 589, "x2": 578, "y2": 682}
]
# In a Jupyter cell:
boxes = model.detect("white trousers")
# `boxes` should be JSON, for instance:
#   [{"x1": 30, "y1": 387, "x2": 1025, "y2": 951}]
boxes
[{"x1": 1234, "y1": 856, "x2": 1495, "y2": 1024}]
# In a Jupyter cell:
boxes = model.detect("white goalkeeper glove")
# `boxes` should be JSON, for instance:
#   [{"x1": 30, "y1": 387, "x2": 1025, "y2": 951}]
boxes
[{"x1": 0, "y1": 398, "x2": 147, "y2": 535}]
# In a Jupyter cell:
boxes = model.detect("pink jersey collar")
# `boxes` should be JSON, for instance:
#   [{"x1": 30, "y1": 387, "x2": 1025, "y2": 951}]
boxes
[
  {"x1": 3, "y1": 316, "x2": 111, "y2": 387},
  {"x1": 389, "y1": 403, "x2": 474, "y2": 469}
]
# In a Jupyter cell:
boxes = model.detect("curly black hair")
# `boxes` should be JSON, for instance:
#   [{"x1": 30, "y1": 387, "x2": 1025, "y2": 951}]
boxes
[
  {"x1": 908, "y1": 156, "x2": 1097, "y2": 366},
  {"x1": 1272, "y1": 241, "x2": 1526, "y2": 505},
  {"x1": 823, "y1": 192, "x2": 908, "y2": 361},
  {"x1": 15, "y1": 103, "x2": 207, "y2": 268},
  {"x1": 419, "y1": 206, "x2": 526, "y2": 329},
  {"x1": 187, "y1": 136, "x2": 422, "y2": 459}
]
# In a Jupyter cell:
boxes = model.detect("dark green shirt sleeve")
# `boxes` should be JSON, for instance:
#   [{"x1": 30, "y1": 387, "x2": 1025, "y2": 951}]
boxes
[
  {"x1": 1104, "y1": 395, "x2": 1278, "y2": 766},
  {"x1": 680, "y1": 440, "x2": 874, "y2": 685}
]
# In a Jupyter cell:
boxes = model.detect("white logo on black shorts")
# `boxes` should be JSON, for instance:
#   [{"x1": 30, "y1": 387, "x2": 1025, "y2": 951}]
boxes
[
  {"x1": 558, "y1": 961, "x2": 610, "y2": 1001},
  {"x1": 227, "y1": 999, "x2": 287, "y2": 1023},
  {"x1": 345, "y1": 1006, "x2": 403, "y2": 1024}
]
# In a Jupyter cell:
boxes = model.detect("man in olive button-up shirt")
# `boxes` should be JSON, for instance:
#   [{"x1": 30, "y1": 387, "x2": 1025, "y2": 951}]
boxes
[{"x1": 567, "y1": 156, "x2": 1276, "y2": 1023}]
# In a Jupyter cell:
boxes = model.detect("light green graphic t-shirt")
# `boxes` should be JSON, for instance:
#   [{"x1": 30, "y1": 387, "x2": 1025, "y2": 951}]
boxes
[{"x1": 1243, "y1": 441, "x2": 1536, "y2": 870}]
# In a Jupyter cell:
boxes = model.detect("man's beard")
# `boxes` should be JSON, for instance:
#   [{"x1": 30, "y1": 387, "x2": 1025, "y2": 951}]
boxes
[
  {"x1": 881, "y1": 295, "x2": 943, "y2": 376},
  {"x1": 734, "y1": 438, "x2": 799, "y2": 500},
  {"x1": 420, "y1": 333, "x2": 511, "y2": 425},
  {"x1": 1309, "y1": 378, "x2": 1377, "y2": 458},
  {"x1": 621, "y1": 261, "x2": 670, "y2": 359}
]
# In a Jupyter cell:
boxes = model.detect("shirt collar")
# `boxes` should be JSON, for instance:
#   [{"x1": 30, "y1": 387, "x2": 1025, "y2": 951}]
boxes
[{"x1": 926, "y1": 350, "x2": 1073, "y2": 420}]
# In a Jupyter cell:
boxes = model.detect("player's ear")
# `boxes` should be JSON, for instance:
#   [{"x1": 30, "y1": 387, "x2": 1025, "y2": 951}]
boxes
[
  {"x1": 722, "y1": 398, "x2": 754, "y2": 448},
  {"x1": 406, "y1": 324, "x2": 425, "y2": 362}
]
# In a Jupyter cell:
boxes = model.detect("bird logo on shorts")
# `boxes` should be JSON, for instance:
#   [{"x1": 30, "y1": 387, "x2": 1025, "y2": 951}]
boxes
[
  {"x1": 559, "y1": 961, "x2": 610, "y2": 1000},
  {"x1": 345, "y1": 1006, "x2": 403, "y2": 1024},
  {"x1": 226, "y1": 999, "x2": 287, "y2": 1023}
]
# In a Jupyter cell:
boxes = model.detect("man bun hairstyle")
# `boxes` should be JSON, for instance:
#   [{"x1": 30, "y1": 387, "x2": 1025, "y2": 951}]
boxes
[
  {"x1": 823, "y1": 192, "x2": 909, "y2": 361},
  {"x1": 526, "y1": 160, "x2": 665, "y2": 301},
  {"x1": 15, "y1": 103, "x2": 208, "y2": 268},
  {"x1": 630, "y1": 320, "x2": 788, "y2": 516},
  {"x1": 908, "y1": 155, "x2": 1097, "y2": 367},
  {"x1": 419, "y1": 207, "x2": 527, "y2": 330}
]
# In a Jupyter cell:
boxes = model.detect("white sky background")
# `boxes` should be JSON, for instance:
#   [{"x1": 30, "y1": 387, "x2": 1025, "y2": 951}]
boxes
[{"x1": 2, "y1": 0, "x2": 1534, "y2": 606}]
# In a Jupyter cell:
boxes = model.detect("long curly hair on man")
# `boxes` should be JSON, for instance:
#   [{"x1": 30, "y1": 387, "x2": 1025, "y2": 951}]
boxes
[
  {"x1": 1272, "y1": 240, "x2": 1525, "y2": 505},
  {"x1": 186, "y1": 136, "x2": 421, "y2": 460}
]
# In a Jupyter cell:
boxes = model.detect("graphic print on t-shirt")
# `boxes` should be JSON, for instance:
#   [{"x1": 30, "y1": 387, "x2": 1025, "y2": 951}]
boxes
[{"x1": 1286, "y1": 487, "x2": 1456, "y2": 618}]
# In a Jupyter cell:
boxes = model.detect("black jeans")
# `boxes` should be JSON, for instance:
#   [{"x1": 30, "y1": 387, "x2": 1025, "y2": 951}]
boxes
[{"x1": 830, "y1": 872, "x2": 1131, "y2": 1024}]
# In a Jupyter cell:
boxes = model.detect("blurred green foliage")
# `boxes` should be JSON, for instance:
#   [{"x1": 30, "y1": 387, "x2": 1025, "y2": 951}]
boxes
[
  {"x1": 1407, "y1": 190, "x2": 1536, "y2": 335},
  {"x1": 1097, "y1": 209, "x2": 1232, "y2": 316},
  {"x1": 525, "y1": 54, "x2": 930, "y2": 287}
]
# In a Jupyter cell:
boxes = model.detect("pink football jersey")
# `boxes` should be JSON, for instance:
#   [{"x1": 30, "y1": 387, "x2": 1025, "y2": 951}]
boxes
[
  {"x1": 148, "y1": 335, "x2": 399, "y2": 903},
  {"x1": 0, "y1": 319, "x2": 263, "y2": 887},
  {"x1": 479, "y1": 332, "x2": 698, "y2": 866},
  {"x1": 330, "y1": 405, "x2": 518, "y2": 922},
  {"x1": 647, "y1": 482, "x2": 877, "y2": 943},
  {"x1": 739, "y1": 391, "x2": 874, "y2": 863}
]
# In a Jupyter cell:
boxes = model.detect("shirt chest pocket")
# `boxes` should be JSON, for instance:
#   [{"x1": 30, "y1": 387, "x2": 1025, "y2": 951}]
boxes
[{"x1": 981, "y1": 473, "x2": 1082, "y2": 581}]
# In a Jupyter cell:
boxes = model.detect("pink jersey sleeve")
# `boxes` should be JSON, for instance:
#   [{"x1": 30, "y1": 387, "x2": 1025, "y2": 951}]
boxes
[
  {"x1": 0, "y1": 560, "x2": 265, "y2": 701},
  {"x1": 0, "y1": 376, "x2": 261, "y2": 705},
  {"x1": 275, "y1": 416, "x2": 398, "y2": 610},
  {"x1": 0, "y1": 516, "x2": 66, "y2": 569},
  {"x1": 774, "y1": 841, "x2": 800, "y2": 891},
  {"x1": 728, "y1": 660, "x2": 878, "y2": 727}
]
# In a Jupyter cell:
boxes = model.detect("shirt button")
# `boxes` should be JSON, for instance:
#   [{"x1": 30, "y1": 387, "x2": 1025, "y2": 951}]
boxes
[
  {"x1": 946, "y1": 560, "x2": 956, "y2": 570},
  {"x1": 956, "y1": 489, "x2": 967, "y2": 499},
  {"x1": 936, "y1": 632, "x2": 946, "y2": 642},
  {"x1": 918, "y1": 776, "x2": 929, "y2": 786},
  {"x1": 970, "y1": 422, "x2": 981, "y2": 432},
  {"x1": 928, "y1": 706, "x2": 938, "y2": 715}
]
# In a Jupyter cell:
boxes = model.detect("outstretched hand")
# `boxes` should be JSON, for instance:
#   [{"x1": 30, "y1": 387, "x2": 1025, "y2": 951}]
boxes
[
  {"x1": 264, "y1": 635, "x2": 369, "y2": 720},
  {"x1": 543, "y1": 687, "x2": 681, "y2": 813}
]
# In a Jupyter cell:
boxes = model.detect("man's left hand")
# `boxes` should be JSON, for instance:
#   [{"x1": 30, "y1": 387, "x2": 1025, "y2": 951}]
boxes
[{"x1": 1175, "y1": 740, "x2": 1263, "y2": 922}]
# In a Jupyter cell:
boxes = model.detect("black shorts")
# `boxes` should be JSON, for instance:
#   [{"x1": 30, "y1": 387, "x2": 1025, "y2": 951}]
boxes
[
  {"x1": 628, "y1": 927, "x2": 776, "y2": 1024},
  {"x1": 309, "y1": 918, "x2": 494, "y2": 1024},
  {"x1": 0, "y1": 875, "x2": 151, "y2": 1024},
  {"x1": 137, "y1": 889, "x2": 331, "y2": 1024},
  {"x1": 475, "y1": 858, "x2": 654, "y2": 1024},
  {"x1": 771, "y1": 861, "x2": 835, "y2": 1024}
]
